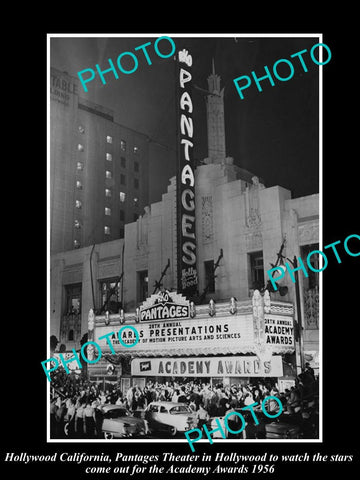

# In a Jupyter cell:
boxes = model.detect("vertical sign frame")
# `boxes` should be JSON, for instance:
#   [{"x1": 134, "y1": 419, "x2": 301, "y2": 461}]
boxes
[{"x1": 176, "y1": 48, "x2": 198, "y2": 298}]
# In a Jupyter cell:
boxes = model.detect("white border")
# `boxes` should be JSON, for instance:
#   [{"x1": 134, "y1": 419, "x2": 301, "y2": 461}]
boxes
[{"x1": 47, "y1": 32, "x2": 323, "y2": 444}]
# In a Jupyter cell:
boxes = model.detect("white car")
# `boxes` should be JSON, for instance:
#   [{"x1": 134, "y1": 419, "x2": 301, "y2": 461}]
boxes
[
  {"x1": 144, "y1": 401, "x2": 196, "y2": 436},
  {"x1": 100, "y1": 404, "x2": 148, "y2": 439}
]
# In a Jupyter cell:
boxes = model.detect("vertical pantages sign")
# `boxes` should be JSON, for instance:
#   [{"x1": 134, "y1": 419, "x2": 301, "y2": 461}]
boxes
[{"x1": 176, "y1": 49, "x2": 198, "y2": 297}]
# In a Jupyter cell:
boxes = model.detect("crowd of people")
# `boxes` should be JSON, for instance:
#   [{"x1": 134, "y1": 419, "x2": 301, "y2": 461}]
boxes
[{"x1": 50, "y1": 363, "x2": 319, "y2": 439}]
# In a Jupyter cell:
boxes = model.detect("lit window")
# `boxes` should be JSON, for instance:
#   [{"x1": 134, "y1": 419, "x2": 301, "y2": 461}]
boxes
[
  {"x1": 119, "y1": 192, "x2": 126, "y2": 202},
  {"x1": 120, "y1": 156, "x2": 126, "y2": 168},
  {"x1": 75, "y1": 200, "x2": 82, "y2": 209},
  {"x1": 104, "y1": 226, "x2": 111, "y2": 235},
  {"x1": 134, "y1": 197, "x2": 138, "y2": 204},
  {"x1": 121, "y1": 140, "x2": 126, "y2": 151},
  {"x1": 105, "y1": 207, "x2": 111, "y2": 216},
  {"x1": 76, "y1": 180, "x2": 82, "y2": 189},
  {"x1": 106, "y1": 153, "x2": 112, "y2": 161},
  {"x1": 120, "y1": 174, "x2": 126, "y2": 185},
  {"x1": 74, "y1": 240, "x2": 80, "y2": 249},
  {"x1": 76, "y1": 161, "x2": 83, "y2": 171},
  {"x1": 120, "y1": 210, "x2": 125, "y2": 221},
  {"x1": 78, "y1": 125, "x2": 85, "y2": 134},
  {"x1": 134, "y1": 178, "x2": 139, "y2": 189},
  {"x1": 106, "y1": 170, "x2": 112, "y2": 179},
  {"x1": 134, "y1": 161, "x2": 139, "y2": 172},
  {"x1": 134, "y1": 146, "x2": 139, "y2": 154},
  {"x1": 106, "y1": 136, "x2": 112, "y2": 144},
  {"x1": 105, "y1": 188, "x2": 112, "y2": 197},
  {"x1": 77, "y1": 144, "x2": 84, "y2": 151},
  {"x1": 74, "y1": 220, "x2": 81, "y2": 229}
]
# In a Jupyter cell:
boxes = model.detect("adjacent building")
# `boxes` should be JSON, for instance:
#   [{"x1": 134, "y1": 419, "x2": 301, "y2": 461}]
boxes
[{"x1": 50, "y1": 67, "x2": 153, "y2": 254}]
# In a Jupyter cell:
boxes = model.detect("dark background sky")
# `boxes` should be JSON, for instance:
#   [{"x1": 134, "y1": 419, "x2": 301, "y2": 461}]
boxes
[{"x1": 51, "y1": 35, "x2": 320, "y2": 200}]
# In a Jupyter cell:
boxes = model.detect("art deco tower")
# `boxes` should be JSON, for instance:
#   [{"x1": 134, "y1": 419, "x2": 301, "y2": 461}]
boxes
[{"x1": 206, "y1": 60, "x2": 226, "y2": 163}]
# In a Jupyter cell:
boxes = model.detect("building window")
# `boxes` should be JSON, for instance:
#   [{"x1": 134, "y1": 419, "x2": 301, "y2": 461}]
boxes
[
  {"x1": 105, "y1": 170, "x2": 112, "y2": 179},
  {"x1": 300, "y1": 243, "x2": 320, "y2": 290},
  {"x1": 119, "y1": 191, "x2": 126, "y2": 202},
  {"x1": 204, "y1": 260, "x2": 215, "y2": 293},
  {"x1": 120, "y1": 174, "x2": 126, "y2": 185},
  {"x1": 74, "y1": 220, "x2": 81, "y2": 229},
  {"x1": 68, "y1": 329, "x2": 74, "y2": 341},
  {"x1": 134, "y1": 161, "x2": 139, "y2": 172},
  {"x1": 120, "y1": 210, "x2": 125, "y2": 221},
  {"x1": 77, "y1": 144, "x2": 84, "y2": 151},
  {"x1": 104, "y1": 226, "x2": 111, "y2": 235},
  {"x1": 73, "y1": 239, "x2": 80, "y2": 249},
  {"x1": 105, "y1": 188, "x2": 112, "y2": 197},
  {"x1": 134, "y1": 146, "x2": 139, "y2": 154},
  {"x1": 106, "y1": 153, "x2": 112, "y2": 161},
  {"x1": 133, "y1": 197, "x2": 138, "y2": 205},
  {"x1": 105, "y1": 207, "x2": 111, "y2": 216},
  {"x1": 100, "y1": 278, "x2": 121, "y2": 313},
  {"x1": 76, "y1": 161, "x2": 84, "y2": 171},
  {"x1": 75, "y1": 200, "x2": 82, "y2": 209},
  {"x1": 120, "y1": 156, "x2": 126, "y2": 168},
  {"x1": 121, "y1": 140, "x2": 126, "y2": 151},
  {"x1": 78, "y1": 125, "x2": 85, "y2": 134},
  {"x1": 137, "y1": 270, "x2": 149, "y2": 302},
  {"x1": 249, "y1": 251, "x2": 264, "y2": 290},
  {"x1": 64, "y1": 284, "x2": 82, "y2": 315},
  {"x1": 106, "y1": 135, "x2": 113, "y2": 144},
  {"x1": 76, "y1": 180, "x2": 82, "y2": 190},
  {"x1": 134, "y1": 178, "x2": 139, "y2": 189}
]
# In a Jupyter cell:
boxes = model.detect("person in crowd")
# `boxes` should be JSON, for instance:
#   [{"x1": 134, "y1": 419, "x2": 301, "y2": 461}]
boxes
[
  {"x1": 84, "y1": 401, "x2": 96, "y2": 438},
  {"x1": 64, "y1": 398, "x2": 76, "y2": 437},
  {"x1": 74, "y1": 400, "x2": 85, "y2": 438},
  {"x1": 177, "y1": 387, "x2": 187, "y2": 403},
  {"x1": 55, "y1": 399, "x2": 66, "y2": 438},
  {"x1": 195, "y1": 403, "x2": 210, "y2": 429},
  {"x1": 50, "y1": 397, "x2": 58, "y2": 437},
  {"x1": 224, "y1": 401, "x2": 244, "y2": 439},
  {"x1": 49, "y1": 366, "x2": 319, "y2": 439}
]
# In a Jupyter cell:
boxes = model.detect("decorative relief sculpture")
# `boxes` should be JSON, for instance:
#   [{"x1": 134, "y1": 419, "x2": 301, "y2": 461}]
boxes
[
  {"x1": 201, "y1": 195, "x2": 213, "y2": 243},
  {"x1": 245, "y1": 176, "x2": 264, "y2": 228},
  {"x1": 303, "y1": 286, "x2": 319, "y2": 329}
]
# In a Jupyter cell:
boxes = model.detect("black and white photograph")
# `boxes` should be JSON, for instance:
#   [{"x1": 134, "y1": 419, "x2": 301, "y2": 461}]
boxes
[
  {"x1": 3, "y1": 27, "x2": 359, "y2": 478},
  {"x1": 47, "y1": 34, "x2": 321, "y2": 444}
]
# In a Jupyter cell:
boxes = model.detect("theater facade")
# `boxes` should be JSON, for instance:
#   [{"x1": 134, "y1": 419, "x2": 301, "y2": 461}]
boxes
[{"x1": 50, "y1": 55, "x2": 320, "y2": 394}]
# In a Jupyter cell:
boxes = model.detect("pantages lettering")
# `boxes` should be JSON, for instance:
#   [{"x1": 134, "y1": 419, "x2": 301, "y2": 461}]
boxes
[
  {"x1": 177, "y1": 49, "x2": 198, "y2": 295},
  {"x1": 140, "y1": 291, "x2": 190, "y2": 321}
]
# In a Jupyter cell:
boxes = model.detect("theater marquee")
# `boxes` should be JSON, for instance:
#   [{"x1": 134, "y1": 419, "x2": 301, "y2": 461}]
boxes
[
  {"x1": 94, "y1": 314, "x2": 256, "y2": 355},
  {"x1": 131, "y1": 355, "x2": 283, "y2": 377}
]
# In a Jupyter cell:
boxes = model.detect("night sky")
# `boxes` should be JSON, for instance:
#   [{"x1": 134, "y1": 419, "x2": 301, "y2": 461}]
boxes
[{"x1": 51, "y1": 34, "x2": 320, "y2": 201}]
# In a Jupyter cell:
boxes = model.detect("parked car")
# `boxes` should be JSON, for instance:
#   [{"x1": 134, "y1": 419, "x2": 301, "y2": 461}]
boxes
[
  {"x1": 205, "y1": 408, "x2": 273, "y2": 439},
  {"x1": 100, "y1": 404, "x2": 148, "y2": 439},
  {"x1": 144, "y1": 402, "x2": 196, "y2": 436}
]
